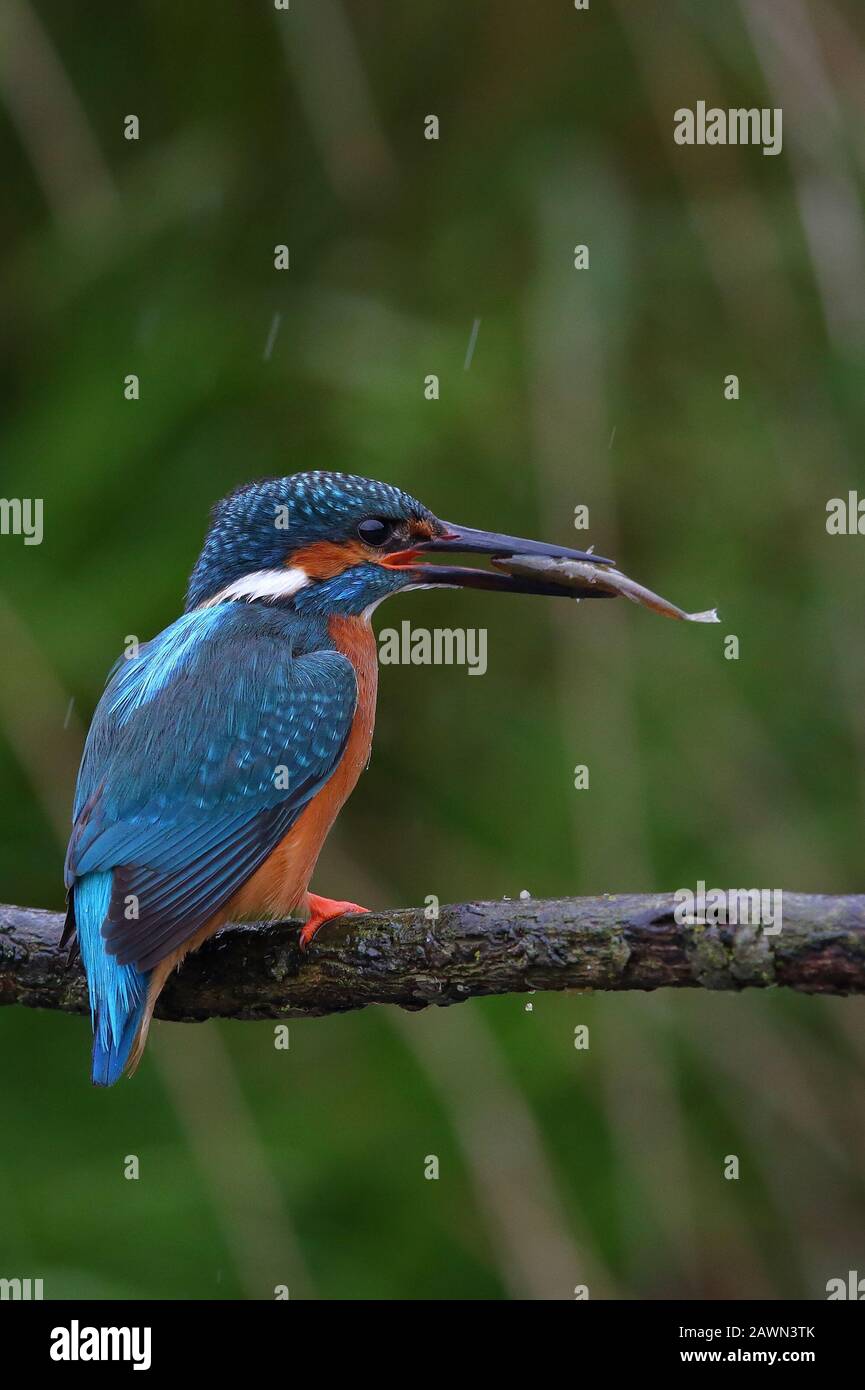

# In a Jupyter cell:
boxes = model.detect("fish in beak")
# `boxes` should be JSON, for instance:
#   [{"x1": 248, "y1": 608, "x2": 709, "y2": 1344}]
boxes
[
  {"x1": 383, "y1": 523, "x2": 617, "y2": 598},
  {"x1": 383, "y1": 522, "x2": 719, "y2": 621}
]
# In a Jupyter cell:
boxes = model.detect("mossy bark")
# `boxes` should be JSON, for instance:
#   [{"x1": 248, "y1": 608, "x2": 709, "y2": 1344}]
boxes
[{"x1": 2, "y1": 892, "x2": 864, "y2": 1023}]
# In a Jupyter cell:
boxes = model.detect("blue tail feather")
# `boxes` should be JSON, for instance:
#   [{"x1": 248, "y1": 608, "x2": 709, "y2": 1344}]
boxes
[
  {"x1": 91, "y1": 996, "x2": 147, "y2": 1086},
  {"x1": 74, "y1": 871, "x2": 150, "y2": 1086}
]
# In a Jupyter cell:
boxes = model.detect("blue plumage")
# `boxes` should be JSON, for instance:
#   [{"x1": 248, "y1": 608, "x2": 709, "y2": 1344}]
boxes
[
  {"x1": 185, "y1": 472, "x2": 433, "y2": 610},
  {"x1": 66, "y1": 470, "x2": 456, "y2": 1083},
  {"x1": 74, "y1": 872, "x2": 147, "y2": 1085},
  {"x1": 67, "y1": 600, "x2": 358, "y2": 1082}
]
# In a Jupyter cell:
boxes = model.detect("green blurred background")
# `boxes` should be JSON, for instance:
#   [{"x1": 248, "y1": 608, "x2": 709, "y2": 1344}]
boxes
[{"x1": 1, "y1": 0, "x2": 865, "y2": 1299}]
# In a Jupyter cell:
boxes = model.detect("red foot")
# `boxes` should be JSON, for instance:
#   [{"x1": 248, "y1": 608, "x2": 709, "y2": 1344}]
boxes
[{"x1": 299, "y1": 893, "x2": 370, "y2": 950}]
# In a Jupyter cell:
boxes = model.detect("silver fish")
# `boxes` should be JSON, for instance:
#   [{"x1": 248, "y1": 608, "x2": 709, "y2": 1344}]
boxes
[{"x1": 491, "y1": 554, "x2": 719, "y2": 624}]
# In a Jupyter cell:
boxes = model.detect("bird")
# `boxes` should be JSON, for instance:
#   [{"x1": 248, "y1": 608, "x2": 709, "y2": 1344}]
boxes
[{"x1": 63, "y1": 470, "x2": 615, "y2": 1085}]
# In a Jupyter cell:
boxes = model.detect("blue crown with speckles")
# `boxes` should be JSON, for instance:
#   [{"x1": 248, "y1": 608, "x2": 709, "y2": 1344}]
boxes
[{"x1": 185, "y1": 471, "x2": 434, "y2": 609}]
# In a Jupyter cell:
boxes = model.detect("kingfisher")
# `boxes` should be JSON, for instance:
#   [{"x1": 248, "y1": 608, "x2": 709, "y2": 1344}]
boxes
[{"x1": 64, "y1": 471, "x2": 615, "y2": 1085}]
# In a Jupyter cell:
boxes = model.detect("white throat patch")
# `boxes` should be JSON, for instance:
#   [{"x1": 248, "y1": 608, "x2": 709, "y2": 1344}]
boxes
[{"x1": 202, "y1": 567, "x2": 310, "y2": 606}]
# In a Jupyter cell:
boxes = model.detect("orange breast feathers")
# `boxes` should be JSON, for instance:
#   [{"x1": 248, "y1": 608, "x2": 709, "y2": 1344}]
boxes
[{"x1": 226, "y1": 614, "x2": 379, "y2": 920}]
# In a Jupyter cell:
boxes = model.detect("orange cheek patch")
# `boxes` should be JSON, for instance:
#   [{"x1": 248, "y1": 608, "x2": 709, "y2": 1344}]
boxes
[{"x1": 290, "y1": 540, "x2": 368, "y2": 579}]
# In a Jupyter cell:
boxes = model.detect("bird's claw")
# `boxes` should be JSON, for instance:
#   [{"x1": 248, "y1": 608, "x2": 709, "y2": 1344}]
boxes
[{"x1": 299, "y1": 895, "x2": 370, "y2": 950}]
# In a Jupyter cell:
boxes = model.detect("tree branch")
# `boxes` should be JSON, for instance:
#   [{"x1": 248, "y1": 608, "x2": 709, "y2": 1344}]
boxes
[{"x1": 2, "y1": 893, "x2": 865, "y2": 1022}]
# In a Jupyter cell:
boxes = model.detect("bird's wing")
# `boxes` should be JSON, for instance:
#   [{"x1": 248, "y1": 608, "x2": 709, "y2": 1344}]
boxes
[{"x1": 65, "y1": 606, "x2": 358, "y2": 972}]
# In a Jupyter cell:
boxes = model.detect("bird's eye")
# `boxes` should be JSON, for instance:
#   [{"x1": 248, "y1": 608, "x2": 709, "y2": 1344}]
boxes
[{"x1": 357, "y1": 518, "x2": 394, "y2": 547}]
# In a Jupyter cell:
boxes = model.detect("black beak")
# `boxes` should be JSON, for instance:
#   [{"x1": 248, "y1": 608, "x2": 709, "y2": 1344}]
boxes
[
  {"x1": 385, "y1": 522, "x2": 615, "y2": 597},
  {"x1": 426, "y1": 523, "x2": 612, "y2": 566}
]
